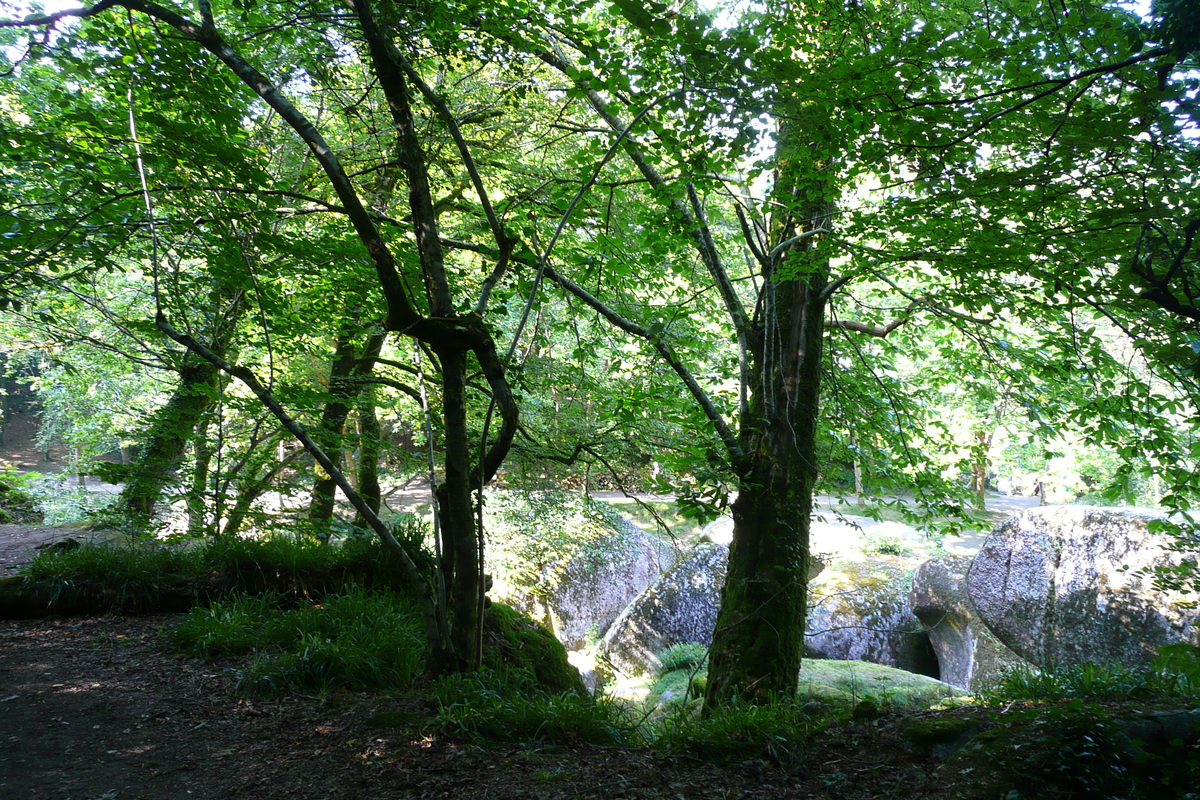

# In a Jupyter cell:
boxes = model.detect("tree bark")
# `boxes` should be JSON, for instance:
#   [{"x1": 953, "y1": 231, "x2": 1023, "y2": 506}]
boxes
[
  {"x1": 116, "y1": 356, "x2": 220, "y2": 526},
  {"x1": 435, "y1": 345, "x2": 482, "y2": 670},
  {"x1": 705, "y1": 269, "x2": 827, "y2": 707},
  {"x1": 704, "y1": 102, "x2": 834, "y2": 707},
  {"x1": 309, "y1": 329, "x2": 359, "y2": 527},
  {"x1": 353, "y1": 385, "x2": 383, "y2": 527}
]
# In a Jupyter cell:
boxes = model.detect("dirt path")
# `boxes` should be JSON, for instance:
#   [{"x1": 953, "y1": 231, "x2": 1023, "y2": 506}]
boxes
[
  {"x1": 0, "y1": 615, "x2": 395, "y2": 800},
  {"x1": 0, "y1": 524, "x2": 105, "y2": 577},
  {"x1": 0, "y1": 412, "x2": 67, "y2": 474}
]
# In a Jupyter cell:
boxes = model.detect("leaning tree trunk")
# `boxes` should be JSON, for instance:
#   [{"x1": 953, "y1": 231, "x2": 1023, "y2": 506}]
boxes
[{"x1": 117, "y1": 357, "x2": 220, "y2": 526}]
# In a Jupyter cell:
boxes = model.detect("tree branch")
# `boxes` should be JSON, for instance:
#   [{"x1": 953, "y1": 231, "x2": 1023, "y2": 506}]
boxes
[{"x1": 153, "y1": 313, "x2": 448, "y2": 652}]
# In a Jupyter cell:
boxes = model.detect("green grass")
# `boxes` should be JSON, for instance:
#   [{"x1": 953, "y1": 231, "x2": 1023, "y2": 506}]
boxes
[
  {"x1": 18, "y1": 524, "x2": 433, "y2": 611},
  {"x1": 168, "y1": 588, "x2": 425, "y2": 696},
  {"x1": 982, "y1": 652, "x2": 1200, "y2": 705},
  {"x1": 20, "y1": 540, "x2": 207, "y2": 609},
  {"x1": 656, "y1": 641, "x2": 709, "y2": 674},
  {"x1": 653, "y1": 695, "x2": 831, "y2": 766},
  {"x1": 429, "y1": 669, "x2": 640, "y2": 747}
]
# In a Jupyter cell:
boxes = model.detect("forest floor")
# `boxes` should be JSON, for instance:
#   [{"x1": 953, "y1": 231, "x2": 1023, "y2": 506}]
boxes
[
  {"x1": 0, "y1": 610, "x2": 1014, "y2": 800},
  {"x1": 0, "y1": 412, "x2": 1139, "y2": 799}
]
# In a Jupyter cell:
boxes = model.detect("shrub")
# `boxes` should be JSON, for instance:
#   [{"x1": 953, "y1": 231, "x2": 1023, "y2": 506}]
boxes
[
  {"x1": 0, "y1": 473, "x2": 43, "y2": 524},
  {"x1": 20, "y1": 541, "x2": 206, "y2": 611},
  {"x1": 15, "y1": 524, "x2": 435, "y2": 614}
]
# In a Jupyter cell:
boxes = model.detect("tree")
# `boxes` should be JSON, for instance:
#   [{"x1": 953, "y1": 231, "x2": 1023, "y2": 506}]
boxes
[
  {"x1": 463, "y1": 0, "x2": 1200, "y2": 707},
  {"x1": 4, "y1": 0, "x2": 1198, "y2": 705},
  {"x1": 1, "y1": 0, "x2": 525, "y2": 672}
]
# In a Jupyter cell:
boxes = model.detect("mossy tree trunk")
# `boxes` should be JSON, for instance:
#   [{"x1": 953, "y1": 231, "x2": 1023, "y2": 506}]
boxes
[
  {"x1": 352, "y1": 384, "x2": 383, "y2": 527},
  {"x1": 704, "y1": 250, "x2": 828, "y2": 708},
  {"x1": 309, "y1": 327, "x2": 384, "y2": 529},
  {"x1": 117, "y1": 356, "x2": 221, "y2": 527},
  {"x1": 186, "y1": 412, "x2": 214, "y2": 536},
  {"x1": 704, "y1": 107, "x2": 835, "y2": 709}
]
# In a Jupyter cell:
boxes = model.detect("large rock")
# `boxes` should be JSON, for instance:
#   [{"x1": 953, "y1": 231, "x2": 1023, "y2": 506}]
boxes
[
  {"x1": 909, "y1": 556, "x2": 1029, "y2": 691},
  {"x1": 968, "y1": 506, "x2": 1200, "y2": 669},
  {"x1": 599, "y1": 544, "x2": 924, "y2": 678},
  {"x1": 599, "y1": 542, "x2": 728, "y2": 676},
  {"x1": 487, "y1": 491, "x2": 680, "y2": 650},
  {"x1": 806, "y1": 555, "x2": 938, "y2": 677},
  {"x1": 796, "y1": 659, "x2": 962, "y2": 711}
]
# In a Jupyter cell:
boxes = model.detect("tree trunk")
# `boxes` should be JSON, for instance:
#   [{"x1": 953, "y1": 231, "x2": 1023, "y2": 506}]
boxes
[
  {"x1": 705, "y1": 106, "x2": 833, "y2": 708},
  {"x1": 310, "y1": 327, "x2": 384, "y2": 530},
  {"x1": 309, "y1": 329, "x2": 358, "y2": 527},
  {"x1": 186, "y1": 415, "x2": 213, "y2": 537},
  {"x1": 435, "y1": 345, "x2": 482, "y2": 671},
  {"x1": 972, "y1": 430, "x2": 990, "y2": 510},
  {"x1": 705, "y1": 272, "x2": 827, "y2": 708},
  {"x1": 353, "y1": 385, "x2": 383, "y2": 527},
  {"x1": 117, "y1": 357, "x2": 220, "y2": 525}
]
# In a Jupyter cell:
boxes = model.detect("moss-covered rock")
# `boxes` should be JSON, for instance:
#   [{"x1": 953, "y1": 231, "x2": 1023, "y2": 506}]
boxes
[
  {"x1": 795, "y1": 659, "x2": 963, "y2": 712},
  {"x1": 486, "y1": 491, "x2": 680, "y2": 650},
  {"x1": 481, "y1": 603, "x2": 588, "y2": 696},
  {"x1": 806, "y1": 555, "x2": 937, "y2": 677},
  {"x1": 0, "y1": 478, "x2": 42, "y2": 524}
]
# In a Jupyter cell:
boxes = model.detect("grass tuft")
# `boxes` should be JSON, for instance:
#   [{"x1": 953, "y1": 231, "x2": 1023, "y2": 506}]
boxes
[
  {"x1": 430, "y1": 669, "x2": 640, "y2": 747},
  {"x1": 653, "y1": 695, "x2": 829, "y2": 766},
  {"x1": 168, "y1": 588, "x2": 425, "y2": 696},
  {"x1": 656, "y1": 641, "x2": 708, "y2": 674}
]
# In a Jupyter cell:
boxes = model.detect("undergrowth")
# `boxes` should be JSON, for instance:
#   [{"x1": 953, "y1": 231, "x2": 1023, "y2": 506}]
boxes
[
  {"x1": 19, "y1": 541, "x2": 206, "y2": 609},
  {"x1": 654, "y1": 696, "x2": 831, "y2": 766},
  {"x1": 17, "y1": 524, "x2": 431, "y2": 609},
  {"x1": 983, "y1": 647, "x2": 1200, "y2": 705},
  {"x1": 168, "y1": 588, "x2": 425, "y2": 696},
  {"x1": 430, "y1": 669, "x2": 640, "y2": 747}
]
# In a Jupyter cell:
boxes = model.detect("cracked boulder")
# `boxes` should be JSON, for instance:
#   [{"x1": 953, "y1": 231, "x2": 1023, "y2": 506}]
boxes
[
  {"x1": 805, "y1": 555, "x2": 939, "y2": 678},
  {"x1": 487, "y1": 491, "x2": 682, "y2": 651},
  {"x1": 909, "y1": 556, "x2": 1029, "y2": 691},
  {"x1": 967, "y1": 506, "x2": 1200, "y2": 669}
]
